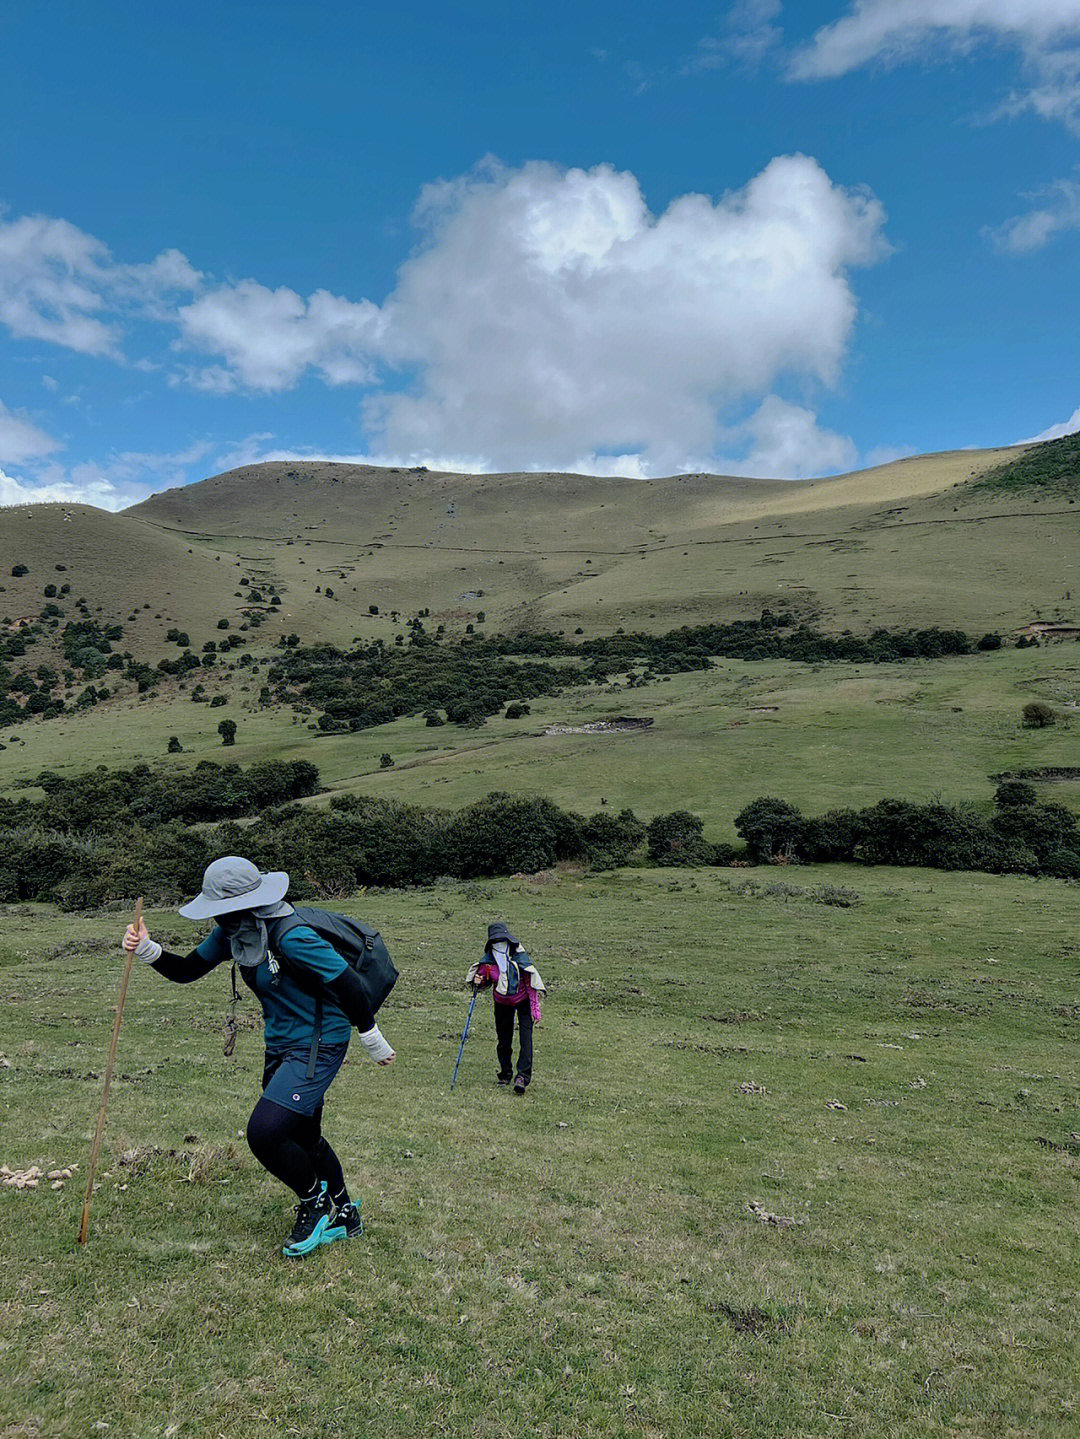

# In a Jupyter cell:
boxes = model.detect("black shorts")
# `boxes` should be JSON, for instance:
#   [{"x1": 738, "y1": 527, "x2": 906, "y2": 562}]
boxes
[{"x1": 261, "y1": 1043, "x2": 349, "y2": 1116}]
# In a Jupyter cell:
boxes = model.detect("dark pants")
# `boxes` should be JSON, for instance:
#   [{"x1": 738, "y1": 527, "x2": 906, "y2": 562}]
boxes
[
  {"x1": 245, "y1": 1049, "x2": 348, "y2": 1200},
  {"x1": 495, "y1": 999, "x2": 533, "y2": 1083}
]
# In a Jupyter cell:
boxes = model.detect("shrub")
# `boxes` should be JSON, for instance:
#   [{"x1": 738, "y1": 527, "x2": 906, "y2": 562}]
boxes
[
  {"x1": 505, "y1": 702, "x2": 530, "y2": 719},
  {"x1": 646, "y1": 811, "x2": 713, "y2": 866},
  {"x1": 734, "y1": 797, "x2": 805, "y2": 862},
  {"x1": 994, "y1": 780, "x2": 1038, "y2": 808},
  {"x1": 11, "y1": 565, "x2": 27, "y2": 577},
  {"x1": 167, "y1": 736, "x2": 182, "y2": 753},
  {"x1": 217, "y1": 618, "x2": 230, "y2": 630},
  {"x1": 379, "y1": 753, "x2": 394, "y2": 768},
  {"x1": 218, "y1": 719, "x2": 237, "y2": 746},
  {"x1": 447, "y1": 792, "x2": 584, "y2": 877},
  {"x1": 977, "y1": 633, "x2": 1002, "y2": 650},
  {"x1": 580, "y1": 809, "x2": 646, "y2": 870},
  {"x1": 1022, "y1": 700, "x2": 1056, "y2": 727}
]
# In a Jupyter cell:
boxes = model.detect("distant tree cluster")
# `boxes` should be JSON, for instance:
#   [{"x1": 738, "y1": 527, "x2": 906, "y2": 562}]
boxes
[
  {"x1": 263, "y1": 613, "x2": 982, "y2": 737},
  {"x1": 734, "y1": 783, "x2": 1080, "y2": 878},
  {"x1": 1, "y1": 754, "x2": 1076, "y2": 911}
]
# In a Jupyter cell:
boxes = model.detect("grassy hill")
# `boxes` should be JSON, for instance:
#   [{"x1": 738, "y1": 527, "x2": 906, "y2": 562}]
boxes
[
  {"x1": 2, "y1": 436, "x2": 1078, "y2": 831},
  {"x1": 4, "y1": 440, "x2": 1073, "y2": 665}
]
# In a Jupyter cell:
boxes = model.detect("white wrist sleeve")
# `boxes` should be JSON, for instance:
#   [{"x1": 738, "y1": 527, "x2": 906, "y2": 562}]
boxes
[
  {"x1": 358, "y1": 1025, "x2": 395, "y2": 1063},
  {"x1": 135, "y1": 936, "x2": 162, "y2": 964}
]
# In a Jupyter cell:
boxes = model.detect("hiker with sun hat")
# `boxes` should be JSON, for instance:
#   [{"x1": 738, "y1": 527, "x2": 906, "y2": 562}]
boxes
[
  {"x1": 122, "y1": 856, "x2": 396, "y2": 1257},
  {"x1": 466, "y1": 920, "x2": 545, "y2": 1093}
]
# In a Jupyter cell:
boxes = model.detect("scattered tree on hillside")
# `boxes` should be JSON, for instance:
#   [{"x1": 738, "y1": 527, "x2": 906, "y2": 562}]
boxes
[
  {"x1": 218, "y1": 719, "x2": 237, "y2": 746},
  {"x1": 1022, "y1": 701, "x2": 1056, "y2": 728}
]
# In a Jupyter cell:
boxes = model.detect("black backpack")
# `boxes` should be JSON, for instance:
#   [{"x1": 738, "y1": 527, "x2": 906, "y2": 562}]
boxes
[
  {"x1": 231, "y1": 907, "x2": 399, "y2": 1075},
  {"x1": 270, "y1": 906, "x2": 398, "y2": 1016}
]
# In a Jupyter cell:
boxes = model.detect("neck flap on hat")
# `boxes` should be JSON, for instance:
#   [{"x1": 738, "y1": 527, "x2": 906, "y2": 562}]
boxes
[{"x1": 220, "y1": 899, "x2": 294, "y2": 968}]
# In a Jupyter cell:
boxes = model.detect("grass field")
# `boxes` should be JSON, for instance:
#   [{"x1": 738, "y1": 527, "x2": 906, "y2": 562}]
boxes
[
  {"x1": 2, "y1": 866, "x2": 1079, "y2": 1437},
  {"x1": 3, "y1": 644, "x2": 1077, "y2": 836}
]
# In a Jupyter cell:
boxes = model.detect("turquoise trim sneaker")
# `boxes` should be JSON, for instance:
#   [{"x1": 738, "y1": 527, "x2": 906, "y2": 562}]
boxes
[
  {"x1": 324, "y1": 1199, "x2": 363, "y2": 1244},
  {"x1": 282, "y1": 1184, "x2": 334, "y2": 1257}
]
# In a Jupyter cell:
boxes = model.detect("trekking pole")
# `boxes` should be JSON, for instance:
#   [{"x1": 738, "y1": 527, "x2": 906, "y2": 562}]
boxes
[
  {"x1": 78, "y1": 897, "x2": 142, "y2": 1245},
  {"x1": 450, "y1": 986, "x2": 479, "y2": 1090}
]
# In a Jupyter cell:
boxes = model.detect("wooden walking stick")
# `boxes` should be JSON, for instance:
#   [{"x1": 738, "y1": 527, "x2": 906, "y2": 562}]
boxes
[{"x1": 78, "y1": 897, "x2": 142, "y2": 1245}]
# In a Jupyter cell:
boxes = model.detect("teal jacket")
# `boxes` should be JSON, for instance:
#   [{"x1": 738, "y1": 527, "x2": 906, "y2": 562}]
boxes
[{"x1": 152, "y1": 924, "x2": 353, "y2": 1052}]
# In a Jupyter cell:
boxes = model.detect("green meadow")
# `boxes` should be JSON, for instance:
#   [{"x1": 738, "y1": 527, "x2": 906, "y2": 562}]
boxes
[
  {"x1": 3, "y1": 643, "x2": 1077, "y2": 837},
  {"x1": 2, "y1": 866, "x2": 1079, "y2": 1438}
]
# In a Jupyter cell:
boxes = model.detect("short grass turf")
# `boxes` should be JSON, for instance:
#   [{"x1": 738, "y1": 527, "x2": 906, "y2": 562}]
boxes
[{"x1": 2, "y1": 866, "x2": 1079, "y2": 1438}]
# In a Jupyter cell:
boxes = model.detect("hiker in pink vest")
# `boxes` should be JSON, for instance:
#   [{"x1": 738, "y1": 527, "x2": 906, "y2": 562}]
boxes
[{"x1": 466, "y1": 921, "x2": 545, "y2": 1094}]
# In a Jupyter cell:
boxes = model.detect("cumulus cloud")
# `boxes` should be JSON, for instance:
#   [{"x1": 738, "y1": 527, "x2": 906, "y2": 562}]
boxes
[
  {"x1": 175, "y1": 282, "x2": 382, "y2": 392},
  {"x1": 0, "y1": 402, "x2": 61, "y2": 465},
  {"x1": 0, "y1": 465, "x2": 125, "y2": 509},
  {"x1": 724, "y1": 395, "x2": 858, "y2": 478},
  {"x1": 1, "y1": 154, "x2": 887, "y2": 478},
  {"x1": 789, "y1": 0, "x2": 1080, "y2": 129},
  {"x1": 0, "y1": 210, "x2": 201, "y2": 358},
  {"x1": 358, "y1": 156, "x2": 886, "y2": 474},
  {"x1": 987, "y1": 178, "x2": 1080, "y2": 251}
]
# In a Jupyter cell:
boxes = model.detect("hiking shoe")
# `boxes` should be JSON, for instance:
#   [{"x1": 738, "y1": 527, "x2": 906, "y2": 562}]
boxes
[
  {"x1": 282, "y1": 1185, "x2": 334, "y2": 1257},
  {"x1": 497, "y1": 1074, "x2": 512, "y2": 1086},
  {"x1": 513, "y1": 1075, "x2": 527, "y2": 1095},
  {"x1": 324, "y1": 1200, "x2": 363, "y2": 1244}
]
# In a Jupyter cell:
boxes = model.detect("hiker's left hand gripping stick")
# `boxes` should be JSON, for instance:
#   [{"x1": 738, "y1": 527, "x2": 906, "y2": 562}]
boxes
[{"x1": 78, "y1": 897, "x2": 148, "y2": 1246}]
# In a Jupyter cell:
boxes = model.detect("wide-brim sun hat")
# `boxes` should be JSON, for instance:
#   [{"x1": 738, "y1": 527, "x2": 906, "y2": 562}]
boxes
[
  {"x1": 485, "y1": 920, "x2": 517, "y2": 949},
  {"x1": 179, "y1": 856, "x2": 290, "y2": 920}
]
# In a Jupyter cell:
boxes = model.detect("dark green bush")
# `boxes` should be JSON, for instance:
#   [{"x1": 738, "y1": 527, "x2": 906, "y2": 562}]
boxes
[{"x1": 646, "y1": 811, "x2": 713, "y2": 866}]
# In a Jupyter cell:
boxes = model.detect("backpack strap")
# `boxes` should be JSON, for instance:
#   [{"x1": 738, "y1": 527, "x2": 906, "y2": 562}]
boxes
[
  {"x1": 267, "y1": 912, "x2": 325, "y2": 1077},
  {"x1": 307, "y1": 996, "x2": 322, "y2": 1080}
]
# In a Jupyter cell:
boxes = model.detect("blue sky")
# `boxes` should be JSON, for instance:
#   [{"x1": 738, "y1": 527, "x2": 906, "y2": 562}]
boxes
[{"x1": 2, "y1": 0, "x2": 1079, "y2": 507}]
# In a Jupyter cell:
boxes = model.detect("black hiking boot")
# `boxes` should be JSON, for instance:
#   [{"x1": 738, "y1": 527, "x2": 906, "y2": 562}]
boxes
[
  {"x1": 282, "y1": 1184, "x2": 334, "y2": 1258},
  {"x1": 513, "y1": 1074, "x2": 528, "y2": 1095},
  {"x1": 497, "y1": 1072, "x2": 512, "y2": 1086},
  {"x1": 325, "y1": 1199, "x2": 363, "y2": 1243}
]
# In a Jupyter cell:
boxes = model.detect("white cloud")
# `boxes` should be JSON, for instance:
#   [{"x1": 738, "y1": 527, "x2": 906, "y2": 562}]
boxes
[
  {"x1": 0, "y1": 402, "x2": 61, "y2": 465},
  {"x1": 722, "y1": 395, "x2": 858, "y2": 478},
  {"x1": 2, "y1": 155, "x2": 887, "y2": 480},
  {"x1": 1024, "y1": 407, "x2": 1080, "y2": 441},
  {"x1": 987, "y1": 178, "x2": 1080, "y2": 251},
  {"x1": 0, "y1": 210, "x2": 201, "y2": 358},
  {"x1": 686, "y1": 1, "x2": 783, "y2": 72},
  {"x1": 0, "y1": 465, "x2": 125, "y2": 509},
  {"x1": 789, "y1": 0, "x2": 1080, "y2": 129},
  {"x1": 175, "y1": 281, "x2": 382, "y2": 392},
  {"x1": 0, "y1": 440, "x2": 215, "y2": 511},
  {"x1": 360, "y1": 156, "x2": 885, "y2": 475}
]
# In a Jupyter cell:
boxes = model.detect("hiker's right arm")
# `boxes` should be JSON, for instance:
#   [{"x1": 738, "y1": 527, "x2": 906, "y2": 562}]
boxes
[{"x1": 123, "y1": 921, "x2": 228, "y2": 982}]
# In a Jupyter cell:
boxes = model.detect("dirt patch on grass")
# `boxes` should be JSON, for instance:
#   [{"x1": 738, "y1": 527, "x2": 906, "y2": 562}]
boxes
[
  {"x1": 544, "y1": 716, "x2": 654, "y2": 735},
  {"x1": 710, "y1": 1303, "x2": 787, "y2": 1334}
]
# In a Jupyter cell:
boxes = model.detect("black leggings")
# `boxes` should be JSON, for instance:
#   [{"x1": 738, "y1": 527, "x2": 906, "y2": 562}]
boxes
[{"x1": 246, "y1": 1098, "x2": 346, "y2": 1201}]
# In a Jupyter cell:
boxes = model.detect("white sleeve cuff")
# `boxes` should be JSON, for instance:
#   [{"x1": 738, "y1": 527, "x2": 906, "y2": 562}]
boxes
[
  {"x1": 135, "y1": 937, "x2": 162, "y2": 964},
  {"x1": 358, "y1": 1025, "x2": 395, "y2": 1063}
]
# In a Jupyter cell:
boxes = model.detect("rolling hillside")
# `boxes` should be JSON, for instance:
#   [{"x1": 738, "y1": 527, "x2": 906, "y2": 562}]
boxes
[
  {"x1": 1, "y1": 438, "x2": 1077, "y2": 824},
  {"x1": 3, "y1": 441, "x2": 1076, "y2": 661}
]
